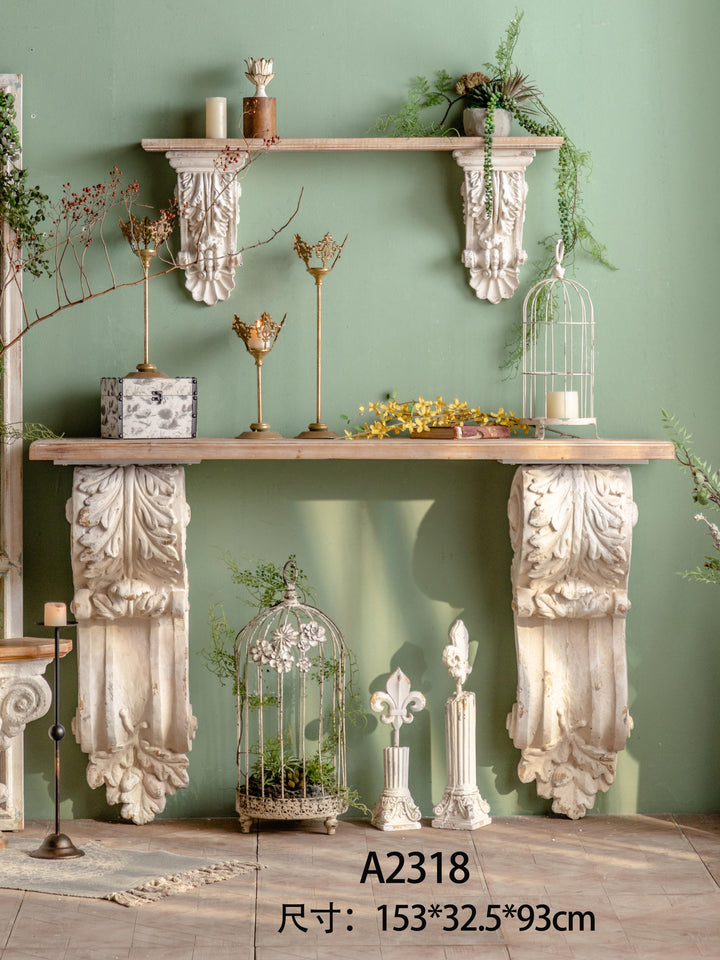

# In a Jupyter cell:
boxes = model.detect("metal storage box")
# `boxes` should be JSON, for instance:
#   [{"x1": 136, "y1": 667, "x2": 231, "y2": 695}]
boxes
[{"x1": 100, "y1": 377, "x2": 197, "y2": 439}]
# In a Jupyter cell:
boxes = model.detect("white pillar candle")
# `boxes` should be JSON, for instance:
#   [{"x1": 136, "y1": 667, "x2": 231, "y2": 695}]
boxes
[
  {"x1": 44, "y1": 602, "x2": 67, "y2": 627},
  {"x1": 546, "y1": 390, "x2": 579, "y2": 419},
  {"x1": 246, "y1": 321, "x2": 267, "y2": 351},
  {"x1": 205, "y1": 97, "x2": 227, "y2": 138}
]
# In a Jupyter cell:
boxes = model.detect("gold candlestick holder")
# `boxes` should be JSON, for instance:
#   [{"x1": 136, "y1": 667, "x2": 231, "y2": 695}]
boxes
[
  {"x1": 293, "y1": 232, "x2": 347, "y2": 439},
  {"x1": 233, "y1": 311, "x2": 286, "y2": 439},
  {"x1": 120, "y1": 211, "x2": 175, "y2": 378}
]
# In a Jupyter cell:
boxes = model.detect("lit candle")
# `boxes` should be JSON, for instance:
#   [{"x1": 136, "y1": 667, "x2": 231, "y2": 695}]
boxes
[
  {"x1": 546, "y1": 390, "x2": 579, "y2": 419},
  {"x1": 205, "y1": 97, "x2": 227, "y2": 138},
  {"x1": 246, "y1": 321, "x2": 267, "y2": 351},
  {"x1": 44, "y1": 602, "x2": 67, "y2": 627}
]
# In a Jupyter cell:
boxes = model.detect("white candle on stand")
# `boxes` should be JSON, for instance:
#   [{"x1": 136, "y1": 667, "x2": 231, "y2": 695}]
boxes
[
  {"x1": 205, "y1": 97, "x2": 227, "y2": 138},
  {"x1": 247, "y1": 321, "x2": 267, "y2": 351},
  {"x1": 44, "y1": 602, "x2": 67, "y2": 627},
  {"x1": 546, "y1": 390, "x2": 579, "y2": 419}
]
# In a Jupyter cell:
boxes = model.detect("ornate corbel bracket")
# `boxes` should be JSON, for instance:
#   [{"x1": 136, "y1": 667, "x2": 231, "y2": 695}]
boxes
[
  {"x1": 507, "y1": 464, "x2": 638, "y2": 818},
  {"x1": 67, "y1": 464, "x2": 197, "y2": 824},
  {"x1": 166, "y1": 148, "x2": 249, "y2": 305},
  {"x1": 453, "y1": 148, "x2": 535, "y2": 303}
]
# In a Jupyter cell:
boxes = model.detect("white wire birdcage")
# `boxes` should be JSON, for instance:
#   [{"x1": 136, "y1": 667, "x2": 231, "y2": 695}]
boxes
[
  {"x1": 521, "y1": 239, "x2": 597, "y2": 439},
  {"x1": 235, "y1": 560, "x2": 348, "y2": 835}
]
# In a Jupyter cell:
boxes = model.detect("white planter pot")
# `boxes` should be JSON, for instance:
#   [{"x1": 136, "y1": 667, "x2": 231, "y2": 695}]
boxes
[{"x1": 463, "y1": 107, "x2": 513, "y2": 137}]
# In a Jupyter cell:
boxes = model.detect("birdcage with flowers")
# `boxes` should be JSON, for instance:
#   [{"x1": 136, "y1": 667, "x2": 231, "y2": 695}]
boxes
[
  {"x1": 235, "y1": 560, "x2": 348, "y2": 835},
  {"x1": 521, "y1": 239, "x2": 597, "y2": 439}
]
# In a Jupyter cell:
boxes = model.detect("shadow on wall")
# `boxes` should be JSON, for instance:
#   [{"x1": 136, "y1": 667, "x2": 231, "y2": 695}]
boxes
[{"x1": 411, "y1": 459, "x2": 534, "y2": 808}]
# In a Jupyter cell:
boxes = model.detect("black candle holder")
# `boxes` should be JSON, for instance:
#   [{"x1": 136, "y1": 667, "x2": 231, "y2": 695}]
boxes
[{"x1": 29, "y1": 621, "x2": 84, "y2": 860}]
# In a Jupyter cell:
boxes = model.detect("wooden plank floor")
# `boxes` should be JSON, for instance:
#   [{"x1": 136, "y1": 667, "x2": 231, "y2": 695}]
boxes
[{"x1": 0, "y1": 815, "x2": 716, "y2": 958}]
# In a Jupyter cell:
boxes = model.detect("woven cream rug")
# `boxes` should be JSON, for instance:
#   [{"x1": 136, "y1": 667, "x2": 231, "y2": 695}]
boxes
[{"x1": 0, "y1": 837, "x2": 262, "y2": 907}]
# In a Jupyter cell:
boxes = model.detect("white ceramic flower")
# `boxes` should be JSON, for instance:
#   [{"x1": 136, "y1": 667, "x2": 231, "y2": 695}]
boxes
[
  {"x1": 272, "y1": 653, "x2": 294, "y2": 674},
  {"x1": 296, "y1": 656, "x2": 312, "y2": 673},
  {"x1": 297, "y1": 621, "x2": 325, "y2": 652},
  {"x1": 244, "y1": 57, "x2": 275, "y2": 96}
]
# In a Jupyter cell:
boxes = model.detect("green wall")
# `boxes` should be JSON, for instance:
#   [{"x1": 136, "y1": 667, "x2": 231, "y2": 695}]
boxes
[{"x1": 2, "y1": 0, "x2": 719, "y2": 821}]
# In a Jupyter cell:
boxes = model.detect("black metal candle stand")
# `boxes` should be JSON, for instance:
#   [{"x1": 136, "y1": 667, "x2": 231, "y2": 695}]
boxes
[{"x1": 29, "y1": 621, "x2": 83, "y2": 860}]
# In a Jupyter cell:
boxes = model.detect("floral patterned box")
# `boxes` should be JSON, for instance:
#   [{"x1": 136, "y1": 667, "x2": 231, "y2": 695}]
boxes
[{"x1": 101, "y1": 377, "x2": 197, "y2": 439}]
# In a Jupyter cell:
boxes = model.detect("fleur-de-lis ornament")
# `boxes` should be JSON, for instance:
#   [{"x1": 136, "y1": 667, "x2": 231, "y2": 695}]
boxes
[
  {"x1": 441, "y1": 618, "x2": 472, "y2": 692},
  {"x1": 370, "y1": 667, "x2": 426, "y2": 747}
]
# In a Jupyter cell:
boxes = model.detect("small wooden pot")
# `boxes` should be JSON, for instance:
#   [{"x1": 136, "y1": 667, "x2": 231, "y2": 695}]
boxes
[{"x1": 243, "y1": 97, "x2": 276, "y2": 139}]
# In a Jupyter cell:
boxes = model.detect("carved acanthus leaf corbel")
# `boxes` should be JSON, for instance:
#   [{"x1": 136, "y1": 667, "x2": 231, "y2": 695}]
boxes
[
  {"x1": 68, "y1": 464, "x2": 196, "y2": 825},
  {"x1": 507, "y1": 464, "x2": 637, "y2": 818},
  {"x1": 454, "y1": 148, "x2": 534, "y2": 303},
  {"x1": 167, "y1": 149, "x2": 248, "y2": 305}
]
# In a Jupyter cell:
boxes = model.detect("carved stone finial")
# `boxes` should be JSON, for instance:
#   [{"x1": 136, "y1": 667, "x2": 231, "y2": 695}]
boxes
[
  {"x1": 433, "y1": 619, "x2": 491, "y2": 830},
  {"x1": 441, "y1": 618, "x2": 472, "y2": 691}
]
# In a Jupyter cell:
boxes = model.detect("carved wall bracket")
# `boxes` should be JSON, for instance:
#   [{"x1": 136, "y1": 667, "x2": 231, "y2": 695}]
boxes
[
  {"x1": 453, "y1": 148, "x2": 535, "y2": 303},
  {"x1": 166, "y1": 149, "x2": 249, "y2": 305},
  {"x1": 507, "y1": 464, "x2": 637, "y2": 818},
  {"x1": 67, "y1": 464, "x2": 197, "y2": 824}
]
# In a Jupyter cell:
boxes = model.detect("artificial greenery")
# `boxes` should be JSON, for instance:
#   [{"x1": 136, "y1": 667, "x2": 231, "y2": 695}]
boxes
[
  {"x1": 247, "y1": 733, "x2": 370, "y2": 813},
  {"x1": 662, "y1": 411, "x2": 720, "y2": 585},
  {"x1": 373, "y1": 10, "x2": 614, "y2": 369},
  {"x1": 249, "y1": 734, "x2": 338, "y2": 795},
  {"x1": 0, "y1": 92, "x2": 48, "y2": 279},
  {"x1": 203, "y1": 552, "x2": 365, "y2": 724},
  {"x1": 203, "y1": 553, "x2": 313, "y2": 695}
]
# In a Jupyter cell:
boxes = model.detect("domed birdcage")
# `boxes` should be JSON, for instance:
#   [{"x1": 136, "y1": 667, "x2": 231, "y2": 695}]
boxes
[
  {"x1": 521, "y1": 239, "x2": 597, "y2": 439},
  {"x1": 235, "y1": 560, "x2": 348, "y2": 835}
]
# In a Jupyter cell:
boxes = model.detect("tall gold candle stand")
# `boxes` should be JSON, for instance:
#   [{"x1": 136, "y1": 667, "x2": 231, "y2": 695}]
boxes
[
  {"x1": 233, "y1": 311, "x2": 286, "y2": 439},
  {"x1": 292, "y1": 232, "x2": 347, "y2": 439},
  {"x1": 119, "y1": 212, "x2": 175, "y2": 378}
]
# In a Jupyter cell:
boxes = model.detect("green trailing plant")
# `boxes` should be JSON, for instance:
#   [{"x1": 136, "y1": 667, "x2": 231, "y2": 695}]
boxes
[
  {"x1": 662, "y1": 411, "x2": 720, "y2": 585},
  {"x1": 0, "y1": 92, "x2": 49, "y2": 280},
  {"x1": 372, "y1": 10, "x2": 615, "y2": 369}
]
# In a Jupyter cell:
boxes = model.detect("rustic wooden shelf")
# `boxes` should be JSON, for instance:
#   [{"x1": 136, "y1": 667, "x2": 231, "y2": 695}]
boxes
[
  {"x1": 30, "y1": 437, "x2": 675, "y2": 466},
  {"x1": 141, "y1": 136, "x2": 564, "y2": 154},
  {"x1": 0, "y1": 638, "x2": 72, "y2": 662}
]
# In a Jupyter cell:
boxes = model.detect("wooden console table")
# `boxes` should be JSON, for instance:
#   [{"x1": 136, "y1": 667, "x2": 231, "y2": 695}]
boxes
[{"x1": 30, "y1": 436, "x2": 674, "y2": 822}]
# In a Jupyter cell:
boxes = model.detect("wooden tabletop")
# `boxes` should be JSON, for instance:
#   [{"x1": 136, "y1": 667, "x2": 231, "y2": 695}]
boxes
[
  {"x1": 0, "y1": 637, "x2": 72, "y2": 662},
  {"x1": 29, "y1": 437, "x2": 675, "y2": 466}
]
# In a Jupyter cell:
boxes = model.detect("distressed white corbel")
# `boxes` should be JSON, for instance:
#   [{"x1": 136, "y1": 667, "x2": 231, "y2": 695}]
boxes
[
  {"x1": 453, "y1": 147, "x2": 535, "y2": 303},
  {"x1": 166, "y1": 148, "x2": 249, "y2": 305},
  {"x1": 67, "y1": 464, "x2": 197, "y2": 824},
  {"x1": 507, "y1": 464, "x2": 637, "y2": 818}
]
